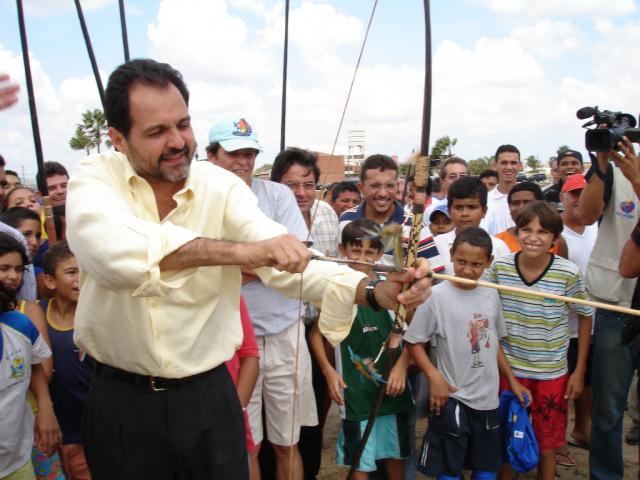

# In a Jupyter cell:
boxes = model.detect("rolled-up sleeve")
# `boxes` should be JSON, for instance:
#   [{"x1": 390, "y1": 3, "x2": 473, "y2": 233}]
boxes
[{"x1": 67, "y1": 154, "x2": 199, "y2": 296}]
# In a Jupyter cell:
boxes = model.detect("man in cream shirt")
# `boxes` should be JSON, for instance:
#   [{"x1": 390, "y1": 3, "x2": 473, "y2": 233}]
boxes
[{"x1": 66, "y1": 59, "x2": 432, "y2": 480}]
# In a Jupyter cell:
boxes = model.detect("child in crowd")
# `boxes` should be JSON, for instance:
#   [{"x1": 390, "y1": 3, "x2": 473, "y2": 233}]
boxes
[
  {"x1": 310, "y1": 218, "x2": 413, "y2": 479},
  {"x1": 0, "y1": 232, "x2": 60, "y2": 480},
  {"x1": 225, "y1": 297, "x2": 260, "y2": 473},
  {"x1": 434, "y1": 177, "x2": 510, "y2": 274},
  {"x1": 428, "y1": 205, "x2": 454, "y2": 237},
  {"x1": 404, "y1": 227, "x2": 529, "y2": 480},
  {"x1": 494, "y1": 182, "x2": 567, "y2": 257},
  {"x1": 41, "y1": 242, "x2": 92, "y2": 479},
  {"x1": 487, "y1": 201, "x2": 593, "y2": 480},
  {"x1": 1, "y1": 207, "x2": 43, "y2": 262}
]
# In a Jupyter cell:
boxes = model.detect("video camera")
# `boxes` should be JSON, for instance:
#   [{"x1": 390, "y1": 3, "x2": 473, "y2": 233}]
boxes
[{"x1": 576, "y1": 106, "x2": 640, "y2": 152}]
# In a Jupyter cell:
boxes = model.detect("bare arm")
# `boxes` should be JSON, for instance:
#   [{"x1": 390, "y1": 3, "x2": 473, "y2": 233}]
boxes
[
  {"x1": 406, "y1": 341, "x2": 455, "y2": 415},
  {"x1": 577, "y1": 152, "x2": 609, "y2": 225},
  {"x1": 30, "y1": 364, "x2": 61, "y2": 455},
  {"x1": 236, "y1": 357, "x2": 259, "y2": 408},
  {"x1": 565, "y1": 314, "x2": 592, "y2": 400},
  {"x1": 25, "y1": 302, "x2": 52, "y2": 381},
  {"x1": 619, "y1": 226, "x2": 640, "y2": 278},
  {"x1": 498, "y1": 344, "x2": 532, "y2": 406},
  {"x1": 310, "y1": 322, "x2": 346, "y2": 405}
]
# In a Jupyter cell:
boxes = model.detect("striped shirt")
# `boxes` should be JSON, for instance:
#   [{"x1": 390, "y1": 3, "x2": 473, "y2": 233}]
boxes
[{"x1": 487, "y1": 252, "x2": 594, "y2": 380}]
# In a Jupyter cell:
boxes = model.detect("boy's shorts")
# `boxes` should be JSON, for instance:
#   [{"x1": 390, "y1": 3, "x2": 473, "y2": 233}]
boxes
[
  {"x1": 418, "y1": 398, "x2": 502, "y2": 477},
  {"x1": 499, "y1": 374, "x2": 568, "y2": 452},
  {"x1": 336, "y1": 412, "x2": 411, "y2": 472}
]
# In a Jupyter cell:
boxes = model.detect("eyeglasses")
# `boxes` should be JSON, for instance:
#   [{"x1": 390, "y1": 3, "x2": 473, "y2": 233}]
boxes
[
  {"x1": 285, "y1": 182, "x2": 316, "y2": 191},
  {"x1": 446, "y1": 173, "x2": 469, "y2": 181},
  {"x1": 365, "y1": 183, "x2": 397, "y2": 191}
]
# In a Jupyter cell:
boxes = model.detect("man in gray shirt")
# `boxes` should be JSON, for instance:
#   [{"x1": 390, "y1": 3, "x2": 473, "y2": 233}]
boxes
[{"x1": 207, "y1": 117, "x2": 316, "y2": 480}]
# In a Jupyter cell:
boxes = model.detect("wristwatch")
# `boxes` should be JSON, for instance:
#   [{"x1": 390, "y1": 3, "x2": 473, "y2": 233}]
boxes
[{"x1": 365, "y1": 279, "x2": 384, "y2": 311}]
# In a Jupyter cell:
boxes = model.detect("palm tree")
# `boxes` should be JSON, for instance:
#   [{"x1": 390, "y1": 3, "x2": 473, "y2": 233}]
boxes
[{"x1": 69, "y1": 108, "x2": 112, "y2": 154}]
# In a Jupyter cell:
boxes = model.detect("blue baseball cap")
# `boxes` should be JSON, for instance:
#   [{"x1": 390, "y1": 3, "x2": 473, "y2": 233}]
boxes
[
  {"x1": 429, "y1": 204, "x2": 450, "y2": 221},
  {"x1": 208, "y1": 117, "x2": 262, "y2": 152}
]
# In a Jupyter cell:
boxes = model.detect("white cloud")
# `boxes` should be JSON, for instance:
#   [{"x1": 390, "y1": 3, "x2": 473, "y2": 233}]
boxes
[
  {"x1": 510, "y1": 20, "x2": 582, "y2": 58},
  {"x1": 477, "y1": 0, "x2": 636, "y2": 17}
]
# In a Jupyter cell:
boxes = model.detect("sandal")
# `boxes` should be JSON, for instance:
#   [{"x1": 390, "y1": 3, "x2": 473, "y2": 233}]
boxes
[{"x1": 556, "y1": 450, "x2": 576, "y2": 467}]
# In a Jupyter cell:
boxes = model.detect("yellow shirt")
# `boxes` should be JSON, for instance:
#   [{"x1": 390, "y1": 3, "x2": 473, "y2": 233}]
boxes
[{"x1": 66, "y1": 152, "x2": 366, "y2": 378}]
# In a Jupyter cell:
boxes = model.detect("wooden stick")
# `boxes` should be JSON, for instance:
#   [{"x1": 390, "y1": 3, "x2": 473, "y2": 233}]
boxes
[
  {"x1": 431, "y1": 272, "x2": 640, "y2": 317},
  {"x1": 310, "y1": 256, "x2": 640, "y2": 316}
]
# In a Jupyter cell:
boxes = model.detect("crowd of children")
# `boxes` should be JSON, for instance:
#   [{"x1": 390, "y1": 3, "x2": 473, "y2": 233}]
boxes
[{"x1": 0, "y1": 146, "x2": 638, "y2": 480}]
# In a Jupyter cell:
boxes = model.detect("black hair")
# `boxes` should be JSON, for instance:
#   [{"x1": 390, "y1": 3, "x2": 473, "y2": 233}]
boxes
[
  {"x1": 0, "y1": 154, "x2": 5, "y2": 167},
  {"x1": 360, "y1": 154, "x2": 397, "y2": 182},
  {"x1": 271, "y1": 147, "x2": 320, "y2": 183},
  {"x1": 0, "y1": 207, "x2": 40, "y2": 229},
  {"x1": 4, "y1": 170, "x2": 20, "y2": 180},
  {"x1": 451, "y1": 227, "x2": 493, "y2": 258},
  {"x1": 341, "y1": 218, "x2": 383, "y2": 251},
  {"x1": 105, "y1": 58, "x2": 189, "y2": 138},
  {"x1": 431, "y1": 176, "x2": 442, "y2": 194},
  {"x1": 0, "y1": 232, "x2": 29, "y2": 306},
  {"x1": 332, "y1": 181, "x2": 360, "y2": 202},
  {"x1": 36, "y1": 161, "x2": 68, "y2": 192},
  {"x1": 205, "y1": 142, "x2": 221, "y2": 156},
  {"x1": 507, "y1": 181, "x2": 544, "y2": 204},
  {"x1": 515, "y1": 201, "x2": 563, "y2": 238},
  {"x1": 494, "y1": 144, "x2": 521, "y2": 162},
  {"x1": 479, "y1": 169, "x2": 498, "y2": 181},
  {"x1": 447, "y1": 177, "x2": 488, "y2": 209},
  {"x1": 439, "y1": 157, "x2": 469, "y2": 179},
  {"x1": 42, "y1": 241, "x2": 74, "y2": 277}
]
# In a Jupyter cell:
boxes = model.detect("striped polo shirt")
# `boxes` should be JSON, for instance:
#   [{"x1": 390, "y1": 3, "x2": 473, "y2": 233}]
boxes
[{"x1": 487, "y1": 252, "x2": 594, "y2": 380}]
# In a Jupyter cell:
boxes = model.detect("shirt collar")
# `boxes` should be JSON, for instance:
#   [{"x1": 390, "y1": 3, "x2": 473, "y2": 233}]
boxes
[{"x1": 359, "y1": 200, "x2": 405, "y2": 226}]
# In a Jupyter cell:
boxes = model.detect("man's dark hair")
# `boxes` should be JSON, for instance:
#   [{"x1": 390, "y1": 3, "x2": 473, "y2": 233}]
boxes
[
  {"x1": 0, "y1": 207, "x2": 40, "y2": 230},
  {"x1": 105, "y1": 58, "x2": 190, "y2": 137},
  {"x1": 439, "y1": 157, "x2": 469, "y2": 179},
  {"x1": 4, "y1": 170, "x2": 19, "y2": 180},
  {"x1": 341, "y1": 218, "x2": 383, "y2": 251},
  {"x1": 36, "y1": 161, "x2": 69, "y2": 191},
  {"x1": 431, "y1": 176, "x2": 442, "y2": 194},
  {"x1": 447, "y1": 177, "x2": 488, "y2": 209},
  {"x1": 451, "y1": 227, "x2": 493, "y2": 258},
  {"x1": 0, "y1": 154, "x2": 5, "y2": 167},
  {"x1": 495, "y1": 144, "x2": 521, "y2": 162},
  {"x1": 515, "y1": 201, "x2": 563, "y2": 238},
  {"x1": 332, "y1": 181, "x2": 360, "y2": 202},
  {"x1": 271, "y1": 147, "x2": 320, "y2": 183},
  {"x1": 205, "y1": 142, "x2": 221, "y2": 156},
  {"x1": 479, "y1": 169, "x2": 498, "y2": 181},
  {"x1": 507, "y1": 181, "x2": 543, "y2": 204},
  {"x1": 42, "y1": 241, "x2": 75, "y2": 277},
  {"x1": 359, "y1": 154, "x2": 397, "y2": 182}
]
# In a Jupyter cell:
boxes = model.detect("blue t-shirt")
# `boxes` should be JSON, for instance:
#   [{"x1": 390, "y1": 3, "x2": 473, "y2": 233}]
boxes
[{"x1": 42, "y1": 299, "x2": 94, "y2": 444}]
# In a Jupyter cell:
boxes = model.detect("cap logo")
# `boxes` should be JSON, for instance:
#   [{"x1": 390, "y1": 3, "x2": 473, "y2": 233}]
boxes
[{"x1": 233, "y1": 118, "x2": 252, "y2": 137}]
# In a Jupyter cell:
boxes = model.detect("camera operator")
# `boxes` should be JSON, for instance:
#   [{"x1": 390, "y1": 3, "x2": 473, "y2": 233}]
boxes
[{"x1": 578, "y1": 135, "x2": 640, "y2": 479}]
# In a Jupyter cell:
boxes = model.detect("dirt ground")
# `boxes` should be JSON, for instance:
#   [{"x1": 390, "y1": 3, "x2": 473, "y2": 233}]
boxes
[{"x1": 316, "y1": 402, "x2": 640, "y2": 479}]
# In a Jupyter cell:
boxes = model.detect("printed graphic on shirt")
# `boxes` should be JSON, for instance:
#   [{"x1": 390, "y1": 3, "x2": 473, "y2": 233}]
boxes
[
  {"x1": 467, "y1": 313, "x2": 490, "y2": 368},
  {"x1": 617, "y1": 200, "x2": 636, "y2": 219},
  {"x1": 9, "y1": 349, "x2": 26, "y2": 380},
  {"x1": 348, "y1": 345, "x2": 387, "y2": 386}
]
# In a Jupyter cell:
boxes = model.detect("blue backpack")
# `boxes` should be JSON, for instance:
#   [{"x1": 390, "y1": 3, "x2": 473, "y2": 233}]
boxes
[{"x1": 499, "y1": 390, "x2": 539, "y2": 473}]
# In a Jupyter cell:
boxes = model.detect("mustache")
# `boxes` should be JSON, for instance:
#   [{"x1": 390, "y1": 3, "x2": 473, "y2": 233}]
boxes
[{"x1": 160, "y1": 146, "x2": 189, "y2": 161}]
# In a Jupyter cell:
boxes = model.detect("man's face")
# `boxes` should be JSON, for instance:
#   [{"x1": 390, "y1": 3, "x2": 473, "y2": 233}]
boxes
[
  {"x1": 208, "y1": 148, "x2": 258, "y2": 186},
  {"x1": 359, "y1": 168, "x2": 397, "y2": 216},
  {"x1": 508, "y1": 190, "x2": 538, "y2": 222},
  {"x1": 333, "y1": 190, "x2": 360, "y2": 216},
  {"x1": 558, "y1": 156, "x2": 583, "y2": 181},
  {"x1": 109, "y1": 83, "x2": 195, "y2": 185},
  {"x1": 46, "y1": 174, "x2": 69, "y2": 206},
  {"x1": 494, "y1": 152, "x2": 522, "y2": 184},
  {"x1": 441, "y1": 163, "x2": 469, "y2": 193},
  {"x1": 449, "y1": 197, "x2": 486, "y2": 233},
  {"x1": 4, "y1": 173, "x2": 20, "y2": 192},
  {"x1": 280, "y1": 163, "x2": 316, "y2": 217},
  {"x1": 560, "y1": 189, "x2": 582, "y2": 222},
  {"x1": 481, "y1": 176, "x2": 498, "y2": 192}
]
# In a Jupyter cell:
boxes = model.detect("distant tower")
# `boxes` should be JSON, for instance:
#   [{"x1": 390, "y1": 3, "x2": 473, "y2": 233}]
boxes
[{"x1": 346, "y1": 129, "x2": 365, "y2": 176}]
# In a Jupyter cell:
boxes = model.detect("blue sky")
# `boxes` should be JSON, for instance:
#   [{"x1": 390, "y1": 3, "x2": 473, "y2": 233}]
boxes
[{"x1": 1, "y1": 0, "x2": 639, "y2": 181}]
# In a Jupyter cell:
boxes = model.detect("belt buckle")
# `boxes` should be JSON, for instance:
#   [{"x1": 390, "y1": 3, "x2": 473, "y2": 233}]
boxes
[{"x1": 149, "y1": 376, "x2": 168, "y2": 392}]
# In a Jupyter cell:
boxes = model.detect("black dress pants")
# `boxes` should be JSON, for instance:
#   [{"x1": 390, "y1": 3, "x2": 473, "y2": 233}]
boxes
[{"x1": 84, "y1": 363, "x2": 248, "y2": 480}]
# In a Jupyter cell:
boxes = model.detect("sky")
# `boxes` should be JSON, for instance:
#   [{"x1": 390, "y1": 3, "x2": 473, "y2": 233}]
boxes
[{"x1": 1, "y1": 0, "x2": 640, "y2": 182}]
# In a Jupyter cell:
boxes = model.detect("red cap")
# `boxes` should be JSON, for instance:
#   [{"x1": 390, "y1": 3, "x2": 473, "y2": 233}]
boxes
[{"x1": 561, "y1": 173, "x2": 586, "y2": 193}]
